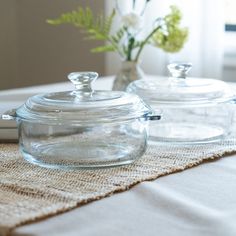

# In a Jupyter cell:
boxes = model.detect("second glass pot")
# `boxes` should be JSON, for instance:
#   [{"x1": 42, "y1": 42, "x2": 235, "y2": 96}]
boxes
[{"x1": 127, "y1": 63, "x2": 236, "y2": 144}]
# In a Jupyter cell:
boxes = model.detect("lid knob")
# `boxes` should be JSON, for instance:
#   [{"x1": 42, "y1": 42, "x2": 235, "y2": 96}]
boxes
[
  {"x1": 167, "y1": 63, "x2": 192, "y2": 79},
  {"x1": 68, "y1": 72, "x2": 98, "y2": 92}
]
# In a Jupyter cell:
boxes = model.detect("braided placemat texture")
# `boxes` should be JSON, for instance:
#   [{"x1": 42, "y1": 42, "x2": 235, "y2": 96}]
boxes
[{"x1": 1, "y1": 138, "x2": 236, "y2": 236}]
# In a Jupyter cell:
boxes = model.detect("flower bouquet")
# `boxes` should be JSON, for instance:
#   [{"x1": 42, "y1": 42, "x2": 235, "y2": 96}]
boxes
[{"x1": 47, "y1": 0, "x2": 188, "y2": 90}]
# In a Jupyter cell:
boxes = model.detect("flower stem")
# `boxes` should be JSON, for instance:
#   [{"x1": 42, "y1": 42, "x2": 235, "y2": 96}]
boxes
[
  {"x1": 141, "y1": 0, "x2": 152, "y2": 15},
  {"x1": 127, "y1": 37, "x2": 135, "y2": 61},
  {"x1": 115, "y1": 0, "x2": 122, "y2": 15},
  {"x1": 134, "y1": 25, "x2": 161, "y2": 62},
  {"x1": 132, "y1": 0, "x2": 136, "y2": 10}
]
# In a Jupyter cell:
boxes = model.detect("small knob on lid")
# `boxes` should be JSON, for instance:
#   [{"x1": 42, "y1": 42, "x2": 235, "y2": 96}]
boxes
[
  {"x1": 68, "y1": 72, "x2": 98, "y2": 92},
  {"x1": 167, "y1": 63, "x2": 192, "y2": 79}
]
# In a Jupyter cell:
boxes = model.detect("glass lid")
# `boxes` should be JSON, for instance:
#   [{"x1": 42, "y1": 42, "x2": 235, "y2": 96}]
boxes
[
  {"x1": 127, "y1": 63, "x2": 234, "y2": 105},
  {"x1": 16, "y1": 72, "x2": 151, "y2": 124}
]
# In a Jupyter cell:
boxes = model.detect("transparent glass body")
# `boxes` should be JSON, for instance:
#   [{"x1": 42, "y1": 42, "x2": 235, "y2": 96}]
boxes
[
  {"x1": 9, "y1": 72, "x2": 159, "y2": 169},
  {"x1": 147, "y1": 103, "x2": 233, "y2": 144},
  {"x1": 127, "y1": 63, "x2": 236, "y2": 144},
  {"x1": 18, "y1": 118, "x2": 148, "y2": 169}
]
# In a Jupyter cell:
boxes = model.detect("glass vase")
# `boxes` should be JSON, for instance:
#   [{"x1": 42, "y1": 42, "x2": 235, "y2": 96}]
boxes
[{"x1": 112, "y1": 61, "x2": 144, "y2": 91}]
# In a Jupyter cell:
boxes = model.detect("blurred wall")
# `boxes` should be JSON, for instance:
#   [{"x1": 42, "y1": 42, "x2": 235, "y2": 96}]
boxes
[
  {"x1": 0, "y1": 0, "x2": 18, "y2": 90},
  {"x1": 0, "y1": 0, "x2": 105, "y2": 90}
]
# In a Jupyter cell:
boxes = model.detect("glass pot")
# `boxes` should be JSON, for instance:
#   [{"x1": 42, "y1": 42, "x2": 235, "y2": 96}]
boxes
[
  {"x1": 2, "y1": 72, "x2": 161, "y2": 169},
  {"x1": 127, "y1": 63, "x2": 236, "y2": 144}
]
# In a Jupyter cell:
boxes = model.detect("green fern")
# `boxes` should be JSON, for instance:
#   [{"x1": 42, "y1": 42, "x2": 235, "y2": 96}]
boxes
[
  {"x1": 111, "y1": 27, "x2": 126, "y2": 43},
  {"x1": 91, "y1": 45, "x2": 116, "y2": 53},
  {"x1": 47, "y1": 7, "x2": 116, "y2": 52}
]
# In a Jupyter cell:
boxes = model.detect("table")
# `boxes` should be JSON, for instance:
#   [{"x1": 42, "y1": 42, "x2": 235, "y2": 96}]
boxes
[
  {"x1": 13, "y1": 156, "x2": 236, "y2": 236},
  {"x1": 1, "y1": 77, "x2": 236, "y2": 236}
]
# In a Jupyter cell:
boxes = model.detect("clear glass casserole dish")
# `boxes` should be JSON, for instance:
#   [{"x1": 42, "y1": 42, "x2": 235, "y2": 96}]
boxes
[
  {"x1": 127, "y1": 63, "x2": 236, "y2": 144},
  {"x1": 2, "y1": 72, "x2": 161, "y2": 169}
]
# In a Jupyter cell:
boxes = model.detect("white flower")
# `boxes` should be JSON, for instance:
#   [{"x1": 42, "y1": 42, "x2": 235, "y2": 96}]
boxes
[{"x1": 121, "y1": 12, "x2": 143, "y2": 32}]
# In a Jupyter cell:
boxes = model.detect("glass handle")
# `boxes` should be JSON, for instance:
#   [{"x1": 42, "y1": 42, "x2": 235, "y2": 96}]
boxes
[
  {"x1": 145, "y1": 109, "x2": 162, "y2": 121},
  {"x1": 167, "y1": 62, "x2": 192, "y2": 79},
  {"x1": 2, "y1": 109, "x2": 17, "y2": 120},
  {"x1": 147, "y1": 114, "x2": 161, "y2": 121},
  {"x1": 68, "y1": 72, "x2": 98, "y2": 93}
]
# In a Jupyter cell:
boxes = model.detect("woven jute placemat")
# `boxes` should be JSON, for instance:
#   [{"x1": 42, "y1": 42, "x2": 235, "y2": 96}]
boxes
[{"x1": 1, "y1": 138, "x2": 236, "y2": 235}]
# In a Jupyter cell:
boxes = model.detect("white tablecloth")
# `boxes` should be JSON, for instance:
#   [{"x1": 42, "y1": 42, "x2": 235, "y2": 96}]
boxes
[
  {"x1": 12, "y1": 156, "x2": 236, "y2": 236},
  {"x1": 1, "y1": 78, "x2": 236, "y2": 236}
]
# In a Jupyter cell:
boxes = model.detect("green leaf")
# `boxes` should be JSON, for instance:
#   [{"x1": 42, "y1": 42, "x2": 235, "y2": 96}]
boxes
[
  {"x1": 110, "y1": 27, "x2": 125, "y2": 44},
  {"x1": 47, "y1": 7, "x2": 116, "y2": 43},
  {"x1": 91, "y1": 45, "x2": 116, "y2": 53},
  {"x1": 152, "y1": 5, "x2": 188, "y2": 53}
]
